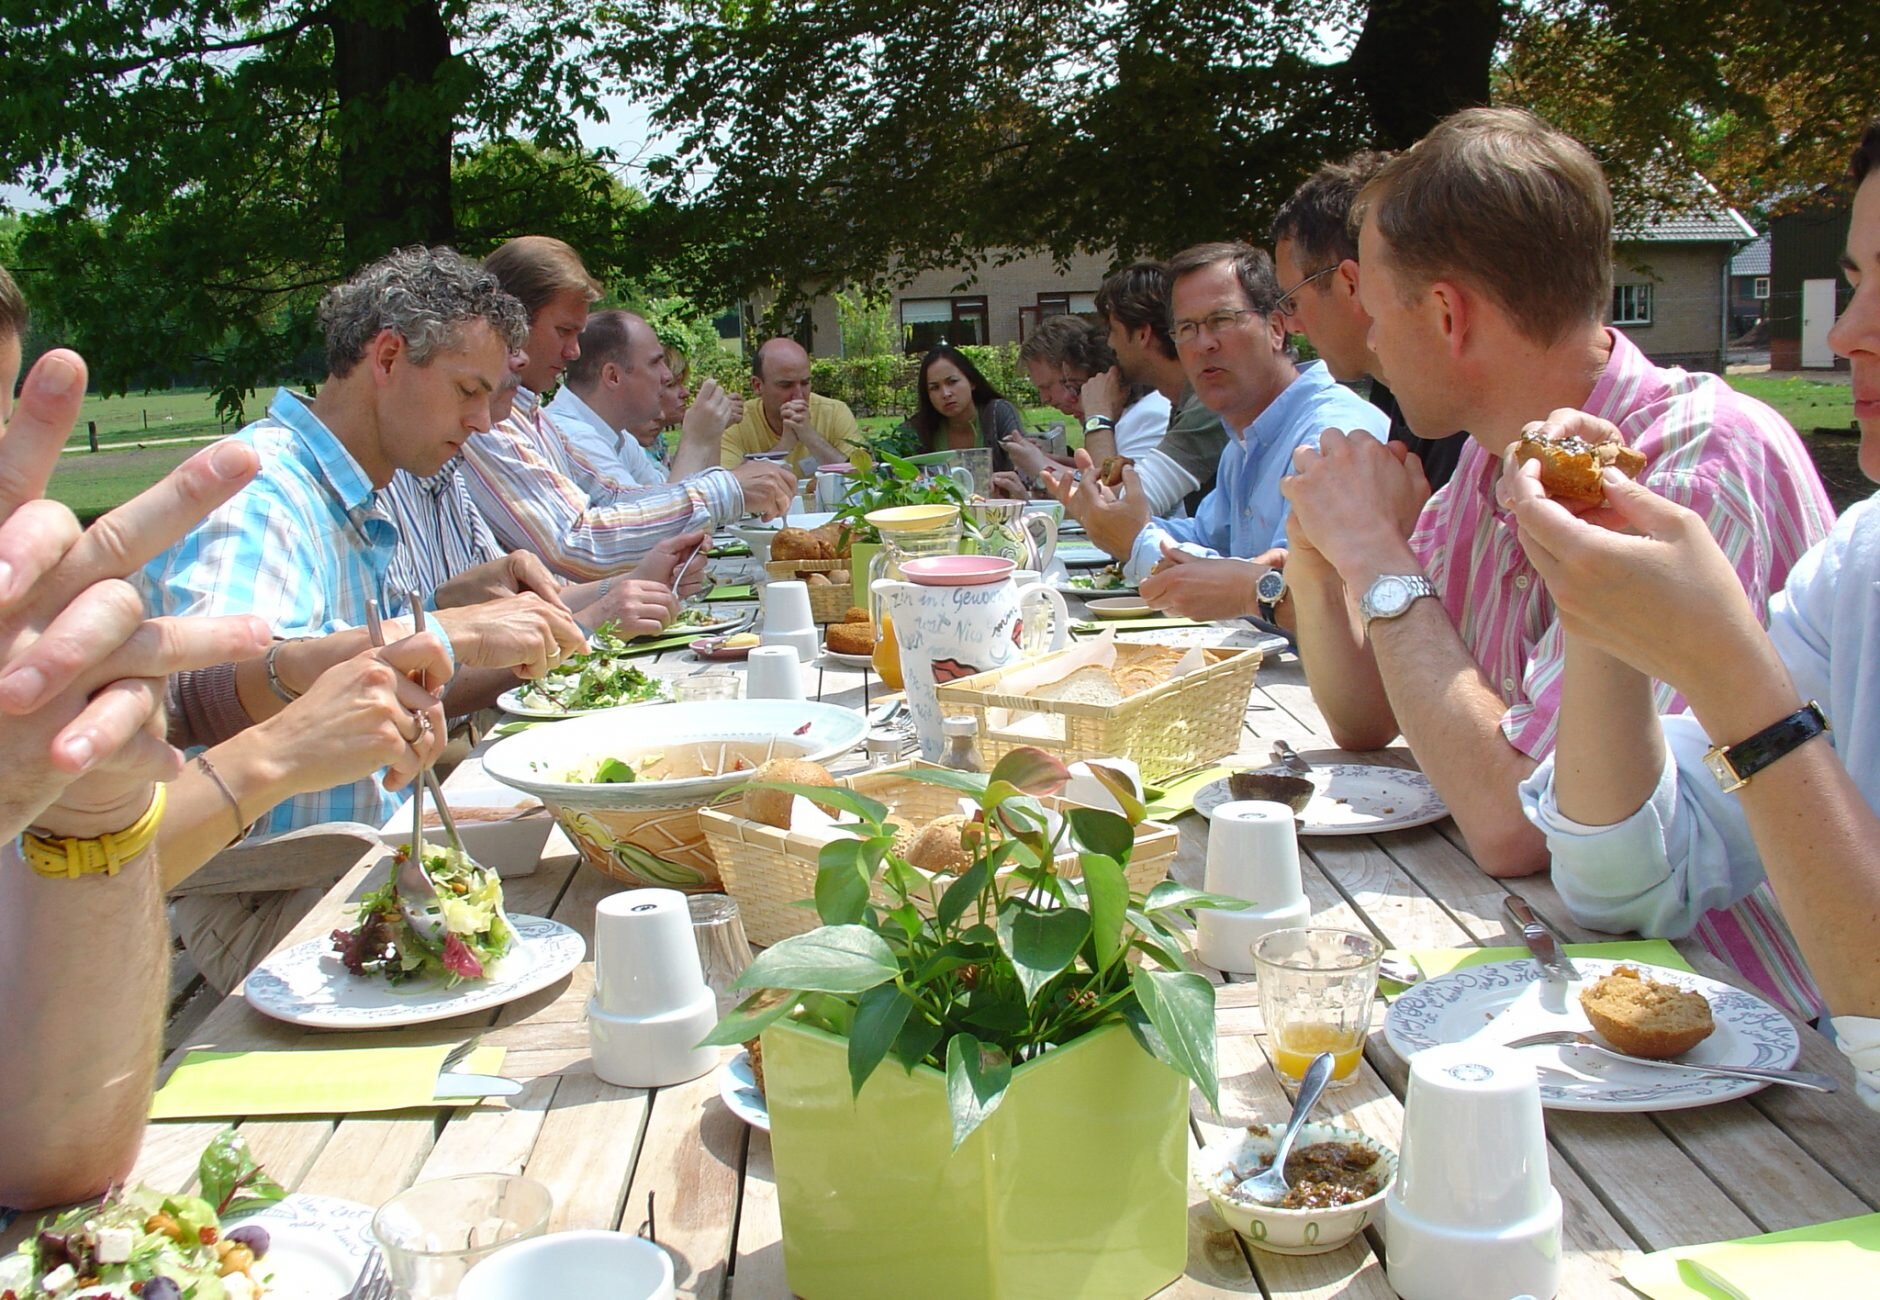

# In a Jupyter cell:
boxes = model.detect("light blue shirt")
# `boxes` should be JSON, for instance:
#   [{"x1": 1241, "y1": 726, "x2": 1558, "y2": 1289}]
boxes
[
  {"x1": 140, "y1": 388, "x2": 422, "y2": 835},
  {"x1": 1521, "y1": 495, "x2": 1880, "y2": 1105},
  {"x1": 1124, "y1": 362, "x2": 1389, "y2": 580}
]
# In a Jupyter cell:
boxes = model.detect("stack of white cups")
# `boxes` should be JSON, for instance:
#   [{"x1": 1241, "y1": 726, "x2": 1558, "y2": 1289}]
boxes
[
  {"x1": 1385, "y1": 1043, "x2": 1563, "y2": 1300},
  {"x1": 759, "y1": 580, "x2": 819, "y2": 662},
  {"x1": 587, "y1": 888, "x2": 720, "y2": 1088},
  {"x1": 1194, "y1": 801, "x2": 1312, "y2": 974}
]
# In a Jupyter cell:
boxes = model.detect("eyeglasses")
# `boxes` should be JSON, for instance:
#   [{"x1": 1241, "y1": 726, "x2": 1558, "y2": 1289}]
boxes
[
  {"x1": 1043, "y1": 374, "x2": 1086, "y2": 398},
  {"x1": 1276, "y1": 265, "x2": 1338, "y2": 317},
  {"x1": 1170, "y1": 307, "x2": 1266, "y2": 346}
]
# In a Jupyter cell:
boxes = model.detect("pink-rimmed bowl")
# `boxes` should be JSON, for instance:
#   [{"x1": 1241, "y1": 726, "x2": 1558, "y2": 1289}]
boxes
[{"x1": 900, "y1": 555, "x2": 1017, "y2": 587}]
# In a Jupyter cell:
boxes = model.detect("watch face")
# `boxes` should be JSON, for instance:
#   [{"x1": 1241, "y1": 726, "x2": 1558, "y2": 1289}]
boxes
[
  {"x1": 1256, "y1": 569, "x2": 1286, "y2": 603},
  {"x1": 1367, "y1": 575, "x2": 1411, "y2": 617}
]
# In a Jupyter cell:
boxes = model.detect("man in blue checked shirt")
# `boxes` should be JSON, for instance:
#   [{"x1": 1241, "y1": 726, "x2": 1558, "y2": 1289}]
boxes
[{"x1": 1047, "y1": 241, "x2": 1389, "y2": 622}]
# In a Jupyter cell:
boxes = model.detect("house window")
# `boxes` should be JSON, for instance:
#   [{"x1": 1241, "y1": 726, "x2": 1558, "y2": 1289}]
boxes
[
  {"x1": 1753, "y1": 277, "x2": 1770, "y2": 301},
  {"x1": 1612, "y1": 283, "x2": 1653, "y2": 326},
  {"x1": 1035, "y1": 292, "x2": 1099, "y2": 320},
  {"x1": 902, "y1": 297, "x2": 988, "y2": 353}
]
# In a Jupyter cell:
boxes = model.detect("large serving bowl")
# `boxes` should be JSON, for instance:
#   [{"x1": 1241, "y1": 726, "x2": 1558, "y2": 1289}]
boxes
[
  {"x1": 1193, "y1": 1120, "x2": 1396, "y2": 1255},
  {"x1": 729, "y1": 510, "x2": 838, "y2": 566},
  {"x1": 483, "y1": 700, "x2": 868, "y2": 891}
]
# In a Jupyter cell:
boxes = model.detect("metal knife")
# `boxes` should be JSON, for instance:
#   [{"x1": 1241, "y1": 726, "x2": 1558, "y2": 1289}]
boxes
[
  {"x1": 1505, "y1": 896, "x2": 1581, "y2": 982},
  {"x1": 435, "y1": 1071, "x2": 525, "y2": 1099}
]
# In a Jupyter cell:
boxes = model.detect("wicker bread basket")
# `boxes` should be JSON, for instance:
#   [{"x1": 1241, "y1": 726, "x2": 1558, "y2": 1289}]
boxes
[
  {"x1": 932, "y1": 642, "x2": 1261, "y2": 785},
  {"x1": 704, "y1": 761, "x2": 1179, "y2": 946},
  {"x1": 764, "y1": 558, "x2": 856, "y2": 623}
]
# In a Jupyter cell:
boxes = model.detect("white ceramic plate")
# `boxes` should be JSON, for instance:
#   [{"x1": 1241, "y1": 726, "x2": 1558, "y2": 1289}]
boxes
[
  {"x1": 237, "y1": 1194, "x2": 376, "y2": 1299},
  {"x1": 1384, "y1": 958, "x2": 1802, "y2": 1111},
  {"x1": 245, "y1": 916, "x2": 585, "y2": 1028},
  {"x1": 665, "y1": 612, "x2": 749, "y2": 637},
  {"x1": 1056, "y1": 542, "x2": 1116, "y2": 568},
  {"x1": 1086, "y1": 596, "x2": 1158, "y2": 618},
  {"x1": 1112, "y1": 625, "x2": 1290, "y2": 657},
  {"x1": 1193, "y1": 764, "x2": 1447, "y2": 836},
  {"x1": 1053, "y1": 574, "x2": 1138, "y2": 597},
  {"x1": 496, "y1": 682, "x2": 671, "y2": 720},
  {"x1": 718, "y1": 1048, "x2": 769, "y2": 1131},
  {"x1": 822, "y1": 647, "x2": 875, "y2": 669}
]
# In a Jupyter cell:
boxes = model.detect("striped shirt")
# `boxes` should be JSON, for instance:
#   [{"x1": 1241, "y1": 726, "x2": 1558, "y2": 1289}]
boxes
[
  {"x1": 138, "y1": 388, "x2": 412, "y2": 835},
  {"x1": 462, "y1": 387, "x2": 742, "y2": 581},
  {"x1": 1412, "y1": 328, "x2": 1835, "y2": 1015},
  {"x1": 384, "y1": 460, "x2": 505, "y2": 598}
]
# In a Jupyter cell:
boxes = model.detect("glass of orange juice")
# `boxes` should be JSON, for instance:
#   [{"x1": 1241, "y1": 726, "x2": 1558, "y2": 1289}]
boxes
[{"x1": 1252, "y1": 928, "x2": 1384, "y2": 1089}]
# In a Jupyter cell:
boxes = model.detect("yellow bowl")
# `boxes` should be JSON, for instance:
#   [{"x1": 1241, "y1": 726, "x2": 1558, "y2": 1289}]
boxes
[{"x1": 864, "y1": 504, "x2": 959, "y2": 532}]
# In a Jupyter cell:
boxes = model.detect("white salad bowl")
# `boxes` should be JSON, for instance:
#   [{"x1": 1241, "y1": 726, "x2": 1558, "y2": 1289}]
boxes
[
  {"x1": 1193, "y1": 1120, "x2": 1397, "y2": 1255},
  {"x1": 482, "y1": 700, "x2": 868, "y2": 892}
]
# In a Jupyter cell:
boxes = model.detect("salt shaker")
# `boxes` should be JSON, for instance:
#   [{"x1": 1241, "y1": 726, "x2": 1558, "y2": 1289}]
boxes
[
  {"x1": 940, "y1": 715, "x2": 983, "y2": 773},
  {"x1": 865, "y1": 729, "x2": 901, "y2": 768}
]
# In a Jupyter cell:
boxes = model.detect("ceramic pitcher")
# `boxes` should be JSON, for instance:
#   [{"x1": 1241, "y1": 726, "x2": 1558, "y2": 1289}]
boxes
[
  {"x1": 966, "y1": 499, "x2": 1059, "y2": 572},
  {"x1": 872, "y1": 574, "x2": 1070, "y2": 760}
]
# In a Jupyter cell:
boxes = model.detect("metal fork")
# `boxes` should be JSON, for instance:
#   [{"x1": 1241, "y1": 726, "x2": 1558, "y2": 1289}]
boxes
[
  {"x1": 1504, "y1": 1030, "x2": 1838, "y2": 1092},
  {"x1": 346, "y1": 1246, "x2": 391, "y2": 1300}
]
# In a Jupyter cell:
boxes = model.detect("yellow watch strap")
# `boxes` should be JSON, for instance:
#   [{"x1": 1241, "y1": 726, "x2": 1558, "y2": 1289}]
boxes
[{"x1": 20, "y1": 786, "x2": 168, "y2": 879}]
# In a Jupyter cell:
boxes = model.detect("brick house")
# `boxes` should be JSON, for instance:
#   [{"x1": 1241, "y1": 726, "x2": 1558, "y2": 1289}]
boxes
[{"x1": 1609, "y1": 203, "x2": 1757, "y2": 373}]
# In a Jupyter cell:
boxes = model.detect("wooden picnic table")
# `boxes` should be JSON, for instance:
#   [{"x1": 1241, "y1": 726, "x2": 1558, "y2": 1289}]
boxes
[{"x1": 23, "y1": 570, "x2": 1880, "y2": 1298}]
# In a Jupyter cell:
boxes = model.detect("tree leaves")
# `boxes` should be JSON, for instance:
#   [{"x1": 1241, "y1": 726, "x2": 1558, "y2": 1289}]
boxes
[{"x1": 944, "y1": 1032, "x2": 1013, "y2": 1150}]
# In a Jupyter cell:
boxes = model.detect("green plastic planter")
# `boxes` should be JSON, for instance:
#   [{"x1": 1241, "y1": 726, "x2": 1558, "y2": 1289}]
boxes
[{"x1": 762, "y1": 1018, "x2": 1189, "y2": 1299}]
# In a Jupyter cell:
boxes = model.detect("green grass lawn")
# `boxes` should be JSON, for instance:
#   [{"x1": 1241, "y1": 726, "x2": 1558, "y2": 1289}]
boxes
[
  {"x1": 1728, "y1": 375, "x2": 1855, "y2": 435},
  {"x1": 47, "y1": 443, "x2": 201, "y2": 523},
  {"x1": 856, "y1": 406, "x2": 1078, "y2": 446},
  {"x1": 71, "y1": 386, "x2": 236, "y2": 449}
]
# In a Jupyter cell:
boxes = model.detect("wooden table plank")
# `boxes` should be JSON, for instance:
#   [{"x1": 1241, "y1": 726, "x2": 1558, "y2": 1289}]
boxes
[
  {"x1": 621, "y1": 1060, "x2": 748, "y2": 1300},
  {"x1": 728, "y1": 1129, "x2": 790, "y2": 1300},
  {"x1": 525, "y1": 1071, "x2": 651, "y2": 1232}
]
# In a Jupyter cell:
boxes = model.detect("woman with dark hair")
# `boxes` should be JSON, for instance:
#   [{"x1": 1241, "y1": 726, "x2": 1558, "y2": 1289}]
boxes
[
  {"x1": 902, "y1": 345, "x2": 1025, "y2": 473},
  {"x1": 1515, "y1": 118, "x2": 1880, "y2": 1106}
]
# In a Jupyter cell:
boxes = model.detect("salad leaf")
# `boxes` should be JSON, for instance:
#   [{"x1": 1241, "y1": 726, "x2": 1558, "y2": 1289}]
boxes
[
  {"x1": 516, "y1": 621, "x2": 668, "y2": 712},
  {"x1": 592, "y1": 757, "x2": 638, "y2": 784}
]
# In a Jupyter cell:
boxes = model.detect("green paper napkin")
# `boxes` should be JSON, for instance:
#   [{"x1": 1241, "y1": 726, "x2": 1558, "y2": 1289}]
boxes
[
  {"x1": 1624, "y1": 1213, "x2": 1880, "y2": 1299},
  {"x1": 705, "y1": 584, "x2": 755, "y2": 601},
  {"x1": 1142, "y1": 765, "x2": 1232, "y2": 821},
  {"x1": 620, "y1": 629, "x2": 715, "y2": 657},
  {"x1": 150, "y1": 1044, "x2": 507, "y2": 1119},
  {"x1": 708, "y1": 542, "x2": 751, "y2": 557},
  {"x1": 1409, "y1": 939, "x2": 1692, "y2": 979}
]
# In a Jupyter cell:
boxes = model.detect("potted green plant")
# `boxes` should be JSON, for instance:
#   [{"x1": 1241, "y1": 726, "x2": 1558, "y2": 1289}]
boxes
[
  {"x1": 833, "y1": 442, "x2": 976, "y2": 577},
  {"x1": 704, "y1": 749, "x2": 1243, "y2": 1299}
]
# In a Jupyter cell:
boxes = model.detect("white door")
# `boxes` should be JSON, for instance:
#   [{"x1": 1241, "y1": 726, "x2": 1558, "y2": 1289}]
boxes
[{"x1": 1801, "y1": 278, "x2": 1836, "y2": 368}]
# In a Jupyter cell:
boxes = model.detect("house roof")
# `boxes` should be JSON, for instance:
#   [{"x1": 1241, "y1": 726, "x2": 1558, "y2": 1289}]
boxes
[
  {"x1": 1731, "y1": 233, "x2": 1772, "y2": 276},
  {"x1": 1619, "y1": 205, "x2": 1758, "y2": 243}
]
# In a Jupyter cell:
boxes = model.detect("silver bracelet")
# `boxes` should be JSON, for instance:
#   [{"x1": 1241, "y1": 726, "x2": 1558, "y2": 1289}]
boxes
[{"x1": 264, "y1": 637, "x2": 309, "y2": 705}]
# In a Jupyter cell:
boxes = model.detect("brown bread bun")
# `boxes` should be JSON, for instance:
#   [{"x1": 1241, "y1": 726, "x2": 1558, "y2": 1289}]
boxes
[
  {"x1": 1579, "y1": 965, "x2": 1715, "y2": 1058},
  {"x1": 770, "y1": 527, "x2": 821, "y2": 561},
  {"x1": 897, "y1": 814, "x2": 973, "y2": 875},
  {"x1": 1513, "y1": 425, "x2": 1647, "y2": 505},
  {"x1": 825, "y1": 621, "x2": 877, "y2": 655},
  {"x1": 740, "y1": 758, "x2": 838, "y2": 828}
]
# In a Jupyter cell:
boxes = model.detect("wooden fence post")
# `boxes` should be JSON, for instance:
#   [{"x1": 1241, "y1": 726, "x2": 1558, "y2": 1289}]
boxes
[{"x1": 88, "y1": 421, "x2": 99, "y2": 453}]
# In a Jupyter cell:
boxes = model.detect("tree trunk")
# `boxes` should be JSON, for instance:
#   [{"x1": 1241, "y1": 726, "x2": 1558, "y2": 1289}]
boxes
[
  {"x1": 328, "y1": 0, "x2": 457, "y2": 268},
  {"x1": 1346, "y1": 0, "x2": 1507, "y2": 148}
]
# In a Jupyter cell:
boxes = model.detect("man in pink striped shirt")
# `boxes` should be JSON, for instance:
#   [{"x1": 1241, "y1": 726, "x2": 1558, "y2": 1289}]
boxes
[{"x1": 1279, "y1": 108, "x2": 1834, "y2": 1015}]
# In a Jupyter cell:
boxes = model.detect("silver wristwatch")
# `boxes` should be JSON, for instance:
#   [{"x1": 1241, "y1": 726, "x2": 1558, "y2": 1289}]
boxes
[{"x1": 1358, "y1": 574, "x2": 1437, "y2": 633}]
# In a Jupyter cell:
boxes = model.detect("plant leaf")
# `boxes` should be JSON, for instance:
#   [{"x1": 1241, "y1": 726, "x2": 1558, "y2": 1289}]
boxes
[
  {"x1": 1086, "y1": 763, "x2": 1148, "y2": 823},
  {"x1": 698, "y1": 990, "x2": 803, "y2": 1047},
  {"x1": 935, "y1": 856, "x2": 990, "y2": 929},
  {"x1": 733, "y1": 780, "x2": 888, "y2": 825},
  {"x1": 945, "y1": 1032, "x2": 1013, "y2": 1150},
  {"x1": 848, "y1": 984, "x2": 914, "y2": 1097},
  {"x1": 904, "y1": 766, "x2": 991, "y2": 797},
  {"x1": 1067, "y1": 807, "x2": 1133, "y2": 862},
  {"x1": 198, "y1": 1128, "x2": 286, "y2": 1218},
  {"x1": 1078, "y1": 853, "x2": 1129, "y2": 971},
  {"x1": 988, "y1": 746, "x2": 1072, "y2": 795},
  {"x1": 995, "y1": 902, "x2": 1092, "y2": 1005},
  {"x1": 892, "y1": 1015, "x2": 944, "y2": 1071},
  {"x1": 736, "y1": 925, "x2": 899, "y2": 994},
  {"x1": 1127, "y1": 914, "x2": 1194, "y2": 972},
  {"x1": 1130, "y1": 967, "x2": 1220, "y2": 1112},
  {"x1": 815, "y1": 837, "x2": 874, "y2": 925},
  {"x1": 1143, "y1": 880, "x2": 1254, "y2": 914},
  {"x1": 886, "y1": 902, "x2": 923, "y2": 939}
]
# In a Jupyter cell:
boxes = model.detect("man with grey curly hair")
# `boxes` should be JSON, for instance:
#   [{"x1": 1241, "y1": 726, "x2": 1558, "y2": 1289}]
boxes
[{"x1": 141, "y1": 244, "x2": 586, "y2": 838}]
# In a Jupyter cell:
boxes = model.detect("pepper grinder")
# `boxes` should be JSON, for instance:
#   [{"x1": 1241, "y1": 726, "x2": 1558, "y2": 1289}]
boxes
[{"x1": 1195, "y1": 801, "x2": 1312, "y2": 973}]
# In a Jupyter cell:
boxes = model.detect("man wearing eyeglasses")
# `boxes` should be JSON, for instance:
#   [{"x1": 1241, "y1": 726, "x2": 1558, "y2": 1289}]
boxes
[
  {"x1": 1048, "y1": 242, "x2": 1388, "y2": 621},
  {"x1": 1271, "y1": 152, "x2": 1464, "y2": 491}
]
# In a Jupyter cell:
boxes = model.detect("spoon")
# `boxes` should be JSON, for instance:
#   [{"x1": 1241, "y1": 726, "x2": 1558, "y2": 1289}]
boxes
[
  {"x1": 1239, "y1": 1050, "x2": 1337, "y2": 1205},
  {"x1": 1504, "y1": 1030, "x2": 1838, "y2": 1093}
]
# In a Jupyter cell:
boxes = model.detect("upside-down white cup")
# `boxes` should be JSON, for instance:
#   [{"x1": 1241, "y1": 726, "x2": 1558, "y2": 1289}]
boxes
[
  {"x1": 1385, "y1": 1042, "x2": 1563, "y2": 1300},
  {"x1": 759, "y1": 580, "x2": 819, "y2": 662},
  {"x1": 459, "y1": 1231, "x2": 676, "y2": 1300},
  {"x1": 1195, "y1": 800, "x2": 1311, "y2": 974},
  {"x1": 588, "y1": 888, "x2": 718, "y2": 1088},
  {"x1": 744, "y1": 644, "x2": 806, "y2": 701}
]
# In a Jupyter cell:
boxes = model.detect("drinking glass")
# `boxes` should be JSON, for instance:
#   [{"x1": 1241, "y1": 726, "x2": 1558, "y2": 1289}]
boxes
[
  {"x1": 674, "y1": 669, "x2": 740, "y2": 702},
  {"x1": 372, "y1": 1173, "x2": 553, "y2": 1299},
  {"x1": 689, "y1": 893, "x2": 754, "y2": 1015},
  {"x1": 1252, "y1": 928, "x2": 1383, "y2": 1089}
]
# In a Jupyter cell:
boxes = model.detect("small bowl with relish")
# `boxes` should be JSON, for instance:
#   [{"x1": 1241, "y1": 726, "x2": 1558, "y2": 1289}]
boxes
[{"x1": 1194, "y1": 1121, "x2": 1396, "y2": 1255}]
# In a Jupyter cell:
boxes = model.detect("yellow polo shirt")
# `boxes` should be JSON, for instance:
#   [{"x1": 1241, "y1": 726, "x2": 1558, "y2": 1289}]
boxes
[{"x1": 718, "y1": 392, "x2": 862, "y2": 469}]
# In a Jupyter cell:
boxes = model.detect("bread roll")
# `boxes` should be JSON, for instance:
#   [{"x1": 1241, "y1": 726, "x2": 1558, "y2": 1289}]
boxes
[
  {"x1": 898, "y1": 814, "x2": 973, "y2": 875},
  {"x1": 825, "y1": 621, "x2": 877, "y2": 655},
  {"x1": 1513, "y1": 425, "x2": 1647, "y2": 505},
  {"x1": 1579, "y1": 965, "x2": 1715, "y2": 1058},
  {"x1": 770, "y1": 527, "x2": 821, "y2": 561},
  {"x1": 740, "y1": 757, "x2": 838, "y2": 828}
]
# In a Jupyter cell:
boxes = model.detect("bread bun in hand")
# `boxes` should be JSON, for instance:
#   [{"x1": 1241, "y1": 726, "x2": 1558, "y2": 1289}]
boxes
[{"x1": 1513, "y1": 424, "x2": 1647, "y2": 505}]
